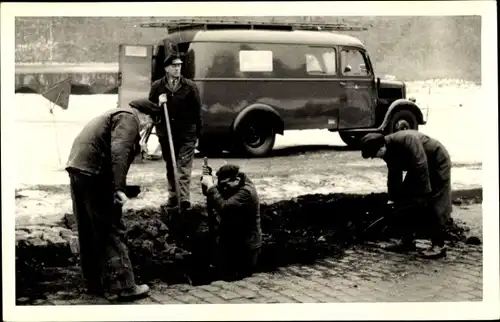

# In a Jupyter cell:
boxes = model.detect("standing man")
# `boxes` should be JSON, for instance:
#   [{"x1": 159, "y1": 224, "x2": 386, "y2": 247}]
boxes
[
  {"x1": 148, "y1": 54, "x2": 203, "y2": 210},
  {"x1": 66, "y1": 99, "x2": 159, "y2": 301},
  {"x1": 201, "y1": 164, "x2": 262, "y2": 281},
  {"x1": 360, "y1": 130, "x2": 452, "y2": 259}
]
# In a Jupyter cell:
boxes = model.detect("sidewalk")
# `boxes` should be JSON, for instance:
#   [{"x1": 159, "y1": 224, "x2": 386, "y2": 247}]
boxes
[{"x1": 27, "y1": 239, "x2": 482, "y2": 306}]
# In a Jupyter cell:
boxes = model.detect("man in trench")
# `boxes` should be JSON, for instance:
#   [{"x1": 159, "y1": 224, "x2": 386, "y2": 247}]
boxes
[
  {"x1": 360, "y1": 130, "x2": 452, "y2": 259},
  {"x1": 200, "y1": 164, "x2": 263, "y2": 281},
  {"x1": 148, "y1": 54, "x2": 203, "y2": 211},
  {"x1": 65, "y1": 98, "x2": 159, "y2": 301}
]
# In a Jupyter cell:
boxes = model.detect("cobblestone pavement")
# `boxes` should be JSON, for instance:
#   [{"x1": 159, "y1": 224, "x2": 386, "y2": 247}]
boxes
[{"x1": 32, "y1": 240, "x2": 482, "y2": 305}]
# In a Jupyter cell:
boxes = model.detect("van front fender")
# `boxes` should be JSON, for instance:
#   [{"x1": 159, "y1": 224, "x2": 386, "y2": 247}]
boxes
[
  {"x1": 379, "y1": 99, "x2": 425, "y2": 131},
  {"x1": 232, "y1": 104, "x2": 284, "y2": 135}
]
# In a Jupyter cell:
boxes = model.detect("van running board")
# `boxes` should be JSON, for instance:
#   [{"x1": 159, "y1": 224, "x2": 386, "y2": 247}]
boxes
[{"x1": 330, "y1": 128, "x2": 382, "y2": 134}]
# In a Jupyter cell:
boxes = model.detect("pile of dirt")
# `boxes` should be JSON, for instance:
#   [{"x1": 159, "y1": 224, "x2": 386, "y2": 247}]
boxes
[{"x1": 16, "y1": 191, "x2": 481, "y2": 300}]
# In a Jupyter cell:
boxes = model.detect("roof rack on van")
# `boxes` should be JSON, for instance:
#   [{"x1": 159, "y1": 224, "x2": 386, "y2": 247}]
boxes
[{"x1": 139, "y1": 18, "x2": 370, "y2": 32}]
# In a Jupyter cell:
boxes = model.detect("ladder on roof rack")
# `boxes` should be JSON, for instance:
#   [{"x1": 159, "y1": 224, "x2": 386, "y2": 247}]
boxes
[{"x1": 139, "y1": 18, "x2": 371, "y2": 32}]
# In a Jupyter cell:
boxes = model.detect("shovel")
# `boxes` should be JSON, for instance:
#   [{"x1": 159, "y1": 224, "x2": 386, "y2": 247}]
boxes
[{"x1": 162, "y1": 101, "x2": 182, "y2": 212}]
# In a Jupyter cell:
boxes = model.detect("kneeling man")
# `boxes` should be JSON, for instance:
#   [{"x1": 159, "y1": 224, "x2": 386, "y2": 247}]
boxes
[{"x1": 201, "y1": 164, "x2": 262, "y2": 280}]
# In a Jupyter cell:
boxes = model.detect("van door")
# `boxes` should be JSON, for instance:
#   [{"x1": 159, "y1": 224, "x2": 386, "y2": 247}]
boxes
[
  {"x1": 118, "y1": 44, "x2": 154, "y2": 109},
  {"x1": 292, "y1": 46, "x2": 342, "y2": 130},
  {"x1": 338, "y1": 47, "x2": 376, "y2": 129}
]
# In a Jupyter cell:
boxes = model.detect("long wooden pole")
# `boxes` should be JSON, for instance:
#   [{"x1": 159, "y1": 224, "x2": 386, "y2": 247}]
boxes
[{"x1": 162, "y1": 101, "x2": 182, "y2": 211}]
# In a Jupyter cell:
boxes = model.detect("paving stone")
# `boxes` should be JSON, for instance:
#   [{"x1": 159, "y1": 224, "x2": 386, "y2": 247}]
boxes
[
  {"x1": 150, "y1": 294, "x2": 183, "y2": 304},
  {"x1": 68, "y1": 296, "x2": 110, "y2": 305},
  {"x1": 235, "y1": 281, "x2": 262, "y2": 292},
  {"x1": 133, "y1": 297, "x2": 161, "y2": 305},
  {"x1": 467, "y1": 289, "x2": 483, "y2": 299},
  {"x1": 301, "y1": 287, "x2": 328, "y2": 299},
  {"x1": 50, "y1": 300, "x2": 73, "y2": 305},
  {"x1": 315, "y1": 296, "x2": 341, "y2": 303},
  {"x1": 202, "y1": 296, "x2": 228, "y2": 304},
  {"x1": 32, "y1": 299, "x2": 54, "y2": 306},
  {"x1": 252, "y1": 297, "x2": 279, "y2": 303},
  {"x1": 217, "y1": 290, "x2": 242, "y2": 301},
  {"x1": 271, "y1": 295, "x2": 299, "y2": 303},
  {"x1": 188, "y1": 289, "x2": 216, "y2": 300},
  {"x1": 256, "y1": 289, "x2": 282, "y2": 298},
  {"x1": 198, "y1": 284, "x2": 222, "y2": 292},
  {"x1": 277, "y1": 289, "x2": 302, "y2": 299},
  {"x1": 228, "y1": 298, "x2": 253, "y2": 304},
  {"x1": 172, "y1": 294, "x2": 203, "y2": 304}
]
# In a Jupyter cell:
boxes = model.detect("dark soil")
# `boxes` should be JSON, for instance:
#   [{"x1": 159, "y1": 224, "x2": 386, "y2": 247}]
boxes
[{"x1": 16, "y1": 191, "x2": 481, "y2": 303}]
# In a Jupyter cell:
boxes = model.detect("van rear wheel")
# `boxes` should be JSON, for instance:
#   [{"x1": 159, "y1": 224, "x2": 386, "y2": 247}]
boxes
[{"x1": 235, "y1": 114, "x2": 276, "y2": 157}]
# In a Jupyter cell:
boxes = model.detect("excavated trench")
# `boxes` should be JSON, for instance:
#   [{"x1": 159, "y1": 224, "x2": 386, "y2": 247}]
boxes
[{"x1": 16, "y1": 190, "x2": 481, "y2": 303}]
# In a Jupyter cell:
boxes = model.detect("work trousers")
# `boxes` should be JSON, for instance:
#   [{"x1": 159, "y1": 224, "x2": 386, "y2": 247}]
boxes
[
  {"x1": 395, "y1": 153, "x2": 452, "y2": 247},
  {"x1": 217, "y1": 239, "x2": 261, "y2": 281},
  {"x1": 158, "y1": 135, "x2": 197, "y2": 204},
  {"x1": 68, "y1": 171, "x2": 136, "y2": 294}
]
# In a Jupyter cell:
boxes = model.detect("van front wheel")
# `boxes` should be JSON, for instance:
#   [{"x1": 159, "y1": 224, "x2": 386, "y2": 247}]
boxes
[
  {"x1": 235, "y1": 115, "x2": 276, "y2": 157},
  {"x1": 386, "y1": 109, "x2": 418, "y2": 134}
]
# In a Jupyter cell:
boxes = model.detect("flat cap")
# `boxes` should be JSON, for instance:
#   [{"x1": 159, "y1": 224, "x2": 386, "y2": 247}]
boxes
[
  {"x1": 164, "y1": 54, "x2": 183, "y2": 67},
  {"x1": 216, "y1": 164, "x2": 240, "y2": 181},
  {"x1": 360, "y1": 133, "x2": 386, "y2": 158},
  {"x1": 129, "y1": 98, "x2": 161, "y2": 116}
]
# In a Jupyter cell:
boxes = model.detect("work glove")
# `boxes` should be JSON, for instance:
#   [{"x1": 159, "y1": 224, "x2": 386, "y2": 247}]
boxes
[
  {"x1": 202, "y1": 164, "x2": 212, "y2": 176},
  {"x1": 114, "y1": 190, "x2": 129, "y2": 205},
  {"x1": 158, "y1": 94, "x2": 167, "y2": 104},
  {"x1": 201, "y1": 175, "x2": 215, "y2": 190}
]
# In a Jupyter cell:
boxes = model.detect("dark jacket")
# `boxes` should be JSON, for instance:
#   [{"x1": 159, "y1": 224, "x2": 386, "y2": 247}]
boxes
[
  {"x1": 148, "y1": 75, "x2": 202, "y2": 140},
  {"x1": 383, "y1": 130, "x2": 451, "y2": 202},
  {"x1": 66, "y1": 107, "x2": 140, "y2": 192},
  {"x1": 206, "y1": 172, "x2": 262, "y2": 249}
]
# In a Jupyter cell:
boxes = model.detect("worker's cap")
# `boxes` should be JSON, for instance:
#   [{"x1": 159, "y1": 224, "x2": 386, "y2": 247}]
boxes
[
  {"x1": 128, "y1": 98, "x2": 161, "y2": 115},
  {"x1": 360, "y1": 133, "x2": 386, "y2": 158},
  {"x1": 216, "y1": 164, "x2": 240, "y2": 181},
  {"x1": 164, "y1": 54, "x2": 183, "y2": 67}
]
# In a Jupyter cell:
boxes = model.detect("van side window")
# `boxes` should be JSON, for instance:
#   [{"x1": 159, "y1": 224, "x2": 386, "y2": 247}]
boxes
[
  {"x1": 239, "y1": 50, "x2": 273, "y2": 72},
  {"x1": 305, "y1": 48, "x2": 337, "y2": 75},
  {"x1": 340, "y1": 49, "x2": 370, "y2": 76}
]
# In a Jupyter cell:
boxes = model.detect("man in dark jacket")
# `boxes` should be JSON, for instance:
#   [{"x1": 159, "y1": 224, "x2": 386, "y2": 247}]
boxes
[
  {"x1": 148, "y1": 54, "x2": 203, "y2": 210},
  {"x1": 360, "y1": 130, "x2": 452, "y2": 259},
  {"x1": 201, "y1": 164, "x2": 262, "y2": 281},
  {"x1": 66, "y1": 99, "x2": 159, "y2": 301}
]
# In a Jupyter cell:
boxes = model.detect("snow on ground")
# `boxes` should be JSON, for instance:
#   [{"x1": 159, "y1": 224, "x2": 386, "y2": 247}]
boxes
[{"x1": 12, "y1": 80, "x2": 484, "y2": 187}]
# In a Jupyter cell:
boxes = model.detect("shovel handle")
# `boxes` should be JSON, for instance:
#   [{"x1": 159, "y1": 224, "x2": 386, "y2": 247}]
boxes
[{"x1": 162, "y1": 101, "x2": 182, "y2": 212}]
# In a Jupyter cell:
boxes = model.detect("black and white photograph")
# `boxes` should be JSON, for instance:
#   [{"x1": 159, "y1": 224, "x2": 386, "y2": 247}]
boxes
[{"x1": 2, "y1": 1, "x2": 498, "y2": 321}]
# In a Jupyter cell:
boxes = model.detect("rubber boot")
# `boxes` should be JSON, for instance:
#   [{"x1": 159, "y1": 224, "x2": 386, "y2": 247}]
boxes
[
  {"x1": 167, "y1": 197, "x2": 178, "y2": 208},
  {"x1": 420, "y1": 244, "x2": 447, "y2": 259},
  {"x1": 107, "y1": 284, "x2": 150, "y2": 302},
  {"x1": 384, "y1": 239, "x2": 417, "y2": 253}
]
